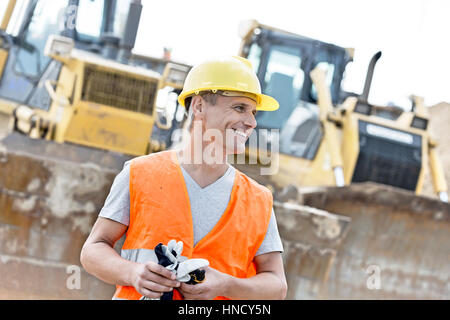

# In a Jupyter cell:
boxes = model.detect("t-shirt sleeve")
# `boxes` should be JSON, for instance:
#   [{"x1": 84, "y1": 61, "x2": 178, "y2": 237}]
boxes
[
  {"x1": 98, "y1": 160, "x2": 132, "y2": 226},
  {"x1": 255, "y1": 208, "x2": 284, "y2": 256}
]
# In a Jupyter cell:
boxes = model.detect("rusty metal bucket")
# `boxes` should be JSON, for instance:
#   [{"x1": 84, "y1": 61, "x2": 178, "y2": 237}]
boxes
[
  {"x1": 276, "y1": 183, "x2": 450, "y2": 299},
  {"x1": 0, "y1": 132, "x2": 132, "y2": 299},
  {"x1": 275, "y1": 201, "x2": 351, "y2": 299}
]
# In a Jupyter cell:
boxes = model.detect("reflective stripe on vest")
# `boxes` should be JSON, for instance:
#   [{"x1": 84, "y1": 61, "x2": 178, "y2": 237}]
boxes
[{"x1": 113, "y1": 150, "x2": 273, "y2": 300}]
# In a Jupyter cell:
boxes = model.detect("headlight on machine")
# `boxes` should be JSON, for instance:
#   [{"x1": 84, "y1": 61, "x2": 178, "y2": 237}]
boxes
[
  {"x1": 410, "y1": 116, "x2": 428, "y2": 130},
  {"x1": 44, "y1": 35, "x2": 75, "y2": 59},
  {"x1": 366, "y1": 123, "x2": 414, "y2": 145}
]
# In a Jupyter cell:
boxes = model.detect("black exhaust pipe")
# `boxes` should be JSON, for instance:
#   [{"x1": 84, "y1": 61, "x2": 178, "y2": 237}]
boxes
[
  {"x1": 118, "y1": 0, "x2": 142, "y2": 63},
  {"x1": 360, "y1": 51, "x2": 382, "y2": 103}
]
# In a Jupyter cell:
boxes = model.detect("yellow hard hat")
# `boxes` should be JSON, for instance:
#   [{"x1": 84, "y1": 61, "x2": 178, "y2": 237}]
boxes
[{"x1": 178, "y1": 56, "x2": 279, "y2": 111}]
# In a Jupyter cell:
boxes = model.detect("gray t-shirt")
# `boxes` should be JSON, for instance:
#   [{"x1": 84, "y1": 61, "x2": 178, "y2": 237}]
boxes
[{"x1": 99, "y1": 159, "x2": 283, "y2": 256}]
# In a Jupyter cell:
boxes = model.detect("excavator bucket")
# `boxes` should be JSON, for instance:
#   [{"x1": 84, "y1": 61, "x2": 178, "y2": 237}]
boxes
[
  {"x1": 275, "y1": 182, "x2": 450, "y2": 299},
  {"x1": 0, "y1": 125, "x2": 130, "y2": 299},
  {"x1": 274, "y1": 200, "x2": 351, "y2": 299}
]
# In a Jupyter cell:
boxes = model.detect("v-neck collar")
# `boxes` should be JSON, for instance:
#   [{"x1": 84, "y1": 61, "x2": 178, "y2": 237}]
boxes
[
  {"x1": 170, "y1": 150, "x2": 240, "y2": 252},
  {"x1": 180, "y1": 164, "x2": 233, "y2": 191},
  {"x1": 176, "y1": 152, "x2": 234, "y2": 191}
]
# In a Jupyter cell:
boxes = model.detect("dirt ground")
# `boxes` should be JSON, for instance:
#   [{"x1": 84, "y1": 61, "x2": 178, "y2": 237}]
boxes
[{"x1": 421, "y1": 102, "x2": 450, "y2": 198}]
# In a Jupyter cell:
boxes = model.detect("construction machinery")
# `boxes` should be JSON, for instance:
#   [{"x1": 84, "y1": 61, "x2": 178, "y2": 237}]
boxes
[
  {"x1": 234, "y1": 20, "x2": 449, "y2": 299},
  {"x1": 0, "y1": 0, "x2": 448, "y2": 300},
  {"x1": 0, "y1": 0, "x2": 191, "y2": 299}
]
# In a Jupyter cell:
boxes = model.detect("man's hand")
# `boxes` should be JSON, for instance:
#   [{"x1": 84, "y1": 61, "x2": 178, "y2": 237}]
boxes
[
  {"x1": 131, "y1": 261, "x2": 181, "y2": 299},
  {"x1": 179, "y1": 253, "x2": 287, "y2": 300},
  {"x1": 178, "y1": 266, "x2": 229, "y2": 300}
]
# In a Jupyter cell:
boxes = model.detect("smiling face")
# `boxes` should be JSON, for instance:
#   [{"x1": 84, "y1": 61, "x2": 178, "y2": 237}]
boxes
[{"x1": 190, "y1": 93, "x2": 258, "y2": 156}]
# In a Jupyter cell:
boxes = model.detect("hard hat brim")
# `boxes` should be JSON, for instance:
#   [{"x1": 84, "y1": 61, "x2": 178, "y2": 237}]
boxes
[
  {"x1": 178, "y1": 90, "x2": 279, "y2": 112},
  {"x1": 257, "y1": 93, "x2": 279, "y2": 111}
]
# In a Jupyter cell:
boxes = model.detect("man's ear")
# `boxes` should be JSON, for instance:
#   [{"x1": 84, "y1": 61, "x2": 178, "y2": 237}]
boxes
[{"x1": 190, "y1": 96, "x2": 205, "y2": 119}]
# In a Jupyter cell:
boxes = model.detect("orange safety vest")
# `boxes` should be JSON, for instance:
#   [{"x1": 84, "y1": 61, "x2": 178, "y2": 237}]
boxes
[{"x1": 113, "y1": 150, "x2": 273, "y2": 300}]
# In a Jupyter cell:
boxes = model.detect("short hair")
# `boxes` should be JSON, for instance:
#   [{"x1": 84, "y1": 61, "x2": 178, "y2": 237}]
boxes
[
  {"x1": 183, "y1": 91, "x2": 223, "y2": 132},
  {"x1": 184, "y1": 90, "x2": 223, "y2": 112}
]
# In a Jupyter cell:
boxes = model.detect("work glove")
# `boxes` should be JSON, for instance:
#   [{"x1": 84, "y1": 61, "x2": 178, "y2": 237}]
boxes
[{"x1": 141, "y1": 239, "x2": 209, "y2": 300}]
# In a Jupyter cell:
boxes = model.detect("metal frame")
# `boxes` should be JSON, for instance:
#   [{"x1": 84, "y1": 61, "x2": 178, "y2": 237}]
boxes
[
  {"x1": 63, "y1": 0, "x2": 118, "y2": 48},
  {"x1": 245, "y1": 27, "x2": 351, "y2": 106}
]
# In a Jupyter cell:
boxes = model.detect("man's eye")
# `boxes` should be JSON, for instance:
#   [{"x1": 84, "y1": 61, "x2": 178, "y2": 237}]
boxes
[{"x1": 234, "y1": 106, "x2": 245, "y2": 112}]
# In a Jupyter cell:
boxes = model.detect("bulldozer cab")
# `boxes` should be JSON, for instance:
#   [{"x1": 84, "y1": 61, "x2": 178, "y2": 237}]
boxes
[
  {"x1": 237, "y1": 21, "x2": 448, "y2": 201},
  {"x1": 0, "y1": 0, "x2": 191, "y2": 153},
  {"x1": 240, "y1": 23, "x2": 352, "y2": 132},
  {"x1": 0, "y1": 0, "x2": 135, "y2": 110},
  {"x1": 237, "y1": 22, "x2": 353, "y2": 164}
]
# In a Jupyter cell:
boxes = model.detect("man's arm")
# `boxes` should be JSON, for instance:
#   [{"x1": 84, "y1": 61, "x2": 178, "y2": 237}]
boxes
[
  {"x1": 80, "y1": 217, "x2": 180, "y2": 299},
  {"x1": 178, "y1": 251, "x2": 287, "y2": 300},
  {"x1": 225, "y1": 251, "x2": 287, "y2": 299}
]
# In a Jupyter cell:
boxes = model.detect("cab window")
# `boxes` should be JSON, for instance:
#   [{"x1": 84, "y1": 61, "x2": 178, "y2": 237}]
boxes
[{"x1": 257, "y1": 45, "x2": 304, "y2": 130}]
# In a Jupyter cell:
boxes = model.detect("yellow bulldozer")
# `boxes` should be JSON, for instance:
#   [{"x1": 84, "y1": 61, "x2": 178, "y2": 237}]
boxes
[
  {"x1": 234, "y1": 20, "x2": 449, "y2": 299},
  {"x1": 0, "y1": 0, "x2": 191, "y2": 299},
  {"x1": 0, "y1": 0, "x2": 448, "y2": 299}
]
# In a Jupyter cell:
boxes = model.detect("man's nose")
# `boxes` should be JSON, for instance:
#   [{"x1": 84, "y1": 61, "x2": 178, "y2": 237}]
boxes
[{"x1": 244, "y1": 112, "x2": 257, "y2": 129}]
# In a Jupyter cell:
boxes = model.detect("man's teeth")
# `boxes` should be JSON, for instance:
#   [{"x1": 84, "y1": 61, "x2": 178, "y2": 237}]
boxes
[{"x1": 233, "y1": 129, "x2": 247, "y2": 138}]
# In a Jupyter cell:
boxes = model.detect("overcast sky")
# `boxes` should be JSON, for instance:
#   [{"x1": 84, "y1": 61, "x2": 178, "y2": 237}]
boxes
[{"x1": 134, "y1": 0, "x2": 450, "y2": 107}]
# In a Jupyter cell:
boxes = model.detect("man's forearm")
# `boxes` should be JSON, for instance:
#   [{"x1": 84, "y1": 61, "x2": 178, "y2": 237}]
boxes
[
  {"x1": 80, "y1": 241, "x2": 137, "y2": 287},
  {"x1": 223, "y1": 272, "x2": 287, "y2": 300}
]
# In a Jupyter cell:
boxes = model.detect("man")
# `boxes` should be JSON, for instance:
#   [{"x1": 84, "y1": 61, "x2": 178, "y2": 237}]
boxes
[{"x1": 80, "y1": 56, "x2": 287, "y2": 300}]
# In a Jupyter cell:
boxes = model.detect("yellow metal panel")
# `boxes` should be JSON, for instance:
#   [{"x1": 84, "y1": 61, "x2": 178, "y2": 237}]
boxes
[
  {"x1": 357, "y1": 111, "x2": 426, "y2": 137},
  {"x1": 272, "y1": 153, "x2": 309, "y2": 188},
  {"x1": 301, "y1": 136, "x2": 338, "y2": 186},
  {"x1": 427, "y1": 146, "x2": 447, "y2": 194},
  {"x1": 46, "y1": 59, "x2": 83, "y2": 142},
  {"x1": 0, "y1": 97, "x2": 17, "y2": 115},
  {"x1": 415, "y1": 139, "x2": 428, "y2": 194},
  {"x1": 341, "y1": 112, "x2": 360, "y2": 184},
  {"x1": 0, "y1": 49, "x2": 8, "y2": 78},
  {"x1": 310, "y1": 68, "x2": 343, "y2": 174},
  {"x1": 271, "y1": 142, "x2": 336, "y2": 188},
  {"x1": 0, "y1": 0, "x2": 17, "y2": 30},
  {"x1": 245, "y1": 144, "x2": 336, "y2": 189},
  {"x1": 63, "y1": 101, "x2": 154, "y2": 156}
]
